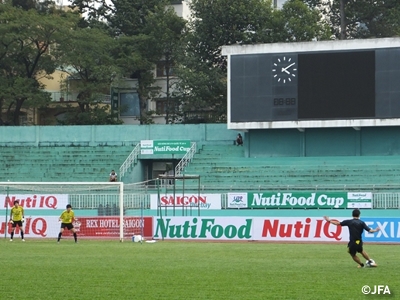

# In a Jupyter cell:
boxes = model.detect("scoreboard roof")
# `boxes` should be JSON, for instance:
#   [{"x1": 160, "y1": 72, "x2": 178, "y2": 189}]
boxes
[{"x1": 221, "y1": 37, "x2": 400, "y2": 56}]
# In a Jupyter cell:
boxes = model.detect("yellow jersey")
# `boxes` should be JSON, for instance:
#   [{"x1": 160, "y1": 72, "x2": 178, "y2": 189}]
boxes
[
  {"x1": 60, "y1": 210, "x2": 75, "y2": 224},
  {"x1": 10, "y1": 206, "x2": 24, "y2": 221}
]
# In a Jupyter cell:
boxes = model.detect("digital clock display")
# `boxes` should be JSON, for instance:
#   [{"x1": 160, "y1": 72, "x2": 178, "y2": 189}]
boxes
[{"x1": 274, "y1": 98, "x2": 296, "y2": 106}]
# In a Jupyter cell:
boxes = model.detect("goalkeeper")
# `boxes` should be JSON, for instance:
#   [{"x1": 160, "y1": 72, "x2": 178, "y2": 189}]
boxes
[
  {"x1": 9, "y1": 200, "x2": 25, "y2": 242},
  {"x1": 57, "y1": 204, "x2": 78, "y2": 243}
]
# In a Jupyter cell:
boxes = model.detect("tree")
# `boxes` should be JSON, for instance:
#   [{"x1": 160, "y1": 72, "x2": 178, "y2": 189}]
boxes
[
  {"x1": 0, "y1": 3, "x2": 51, "y2": 125},
  {"x1": 173, "y1": 0, "x2": 276, "y2": 123},
  {"x1": 0, "y1": 3, "x2": 79, "y2": 125},
  {"x1": 57, "y1": 26, "x2": 123, "y2": 125},
  {"x1": 144, "y1": 4, "x2": 186, "y2": 123},
  {"x1": 304, "y1": 0, "x2": 400, "y2": 39},
  {"x1": 277, "y1": 0, "x2": 331, "y2": 42},
  {"x1": 174, "y1": 0, "x2": 329, "y2": 123},
  {"x1": 71, "y1": 0, "x2": 185, "y2": 124}
]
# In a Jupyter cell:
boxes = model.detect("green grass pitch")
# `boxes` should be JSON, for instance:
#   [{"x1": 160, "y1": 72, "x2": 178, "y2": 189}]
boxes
[{"x1": 0, "y1": 239, "x2": 397, "y2": 300}]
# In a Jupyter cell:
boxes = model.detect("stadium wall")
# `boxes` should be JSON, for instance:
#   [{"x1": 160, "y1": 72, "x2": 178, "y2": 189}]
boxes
[
  {"x1": 2, "y1": 124, "x2": 399, "y2": 158},
  {"x1": 246, "y1": 126, "x2": 400, "y2": 157},
  {"x1": 0, "y1": 124, "x2": 237, "y2": 147}
]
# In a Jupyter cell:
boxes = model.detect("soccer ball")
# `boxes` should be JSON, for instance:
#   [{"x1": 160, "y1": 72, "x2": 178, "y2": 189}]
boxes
[
  {"x1": 366, "y1": 259, "x2": 377, "y2": 267},
  {"x1": 132, "y1": 235, "x2": 143, "y2": 243}
]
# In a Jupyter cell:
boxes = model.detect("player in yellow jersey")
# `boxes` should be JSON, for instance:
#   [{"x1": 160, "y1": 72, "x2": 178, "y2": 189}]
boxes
[
  {"x1": 57, "y1": 204, "x2": 78, "y2": 243},
  {"x1": 9, "y1": 200, "x2": 25, "y2": 242}
]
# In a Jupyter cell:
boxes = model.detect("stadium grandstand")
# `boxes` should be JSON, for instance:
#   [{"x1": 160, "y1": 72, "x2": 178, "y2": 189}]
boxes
[
  {"x1": 2, "y1": 125, "x2": 400, "y2": 193},
  {"x1": 1, "y1": 124, "x2": 400, "y2": 204}
]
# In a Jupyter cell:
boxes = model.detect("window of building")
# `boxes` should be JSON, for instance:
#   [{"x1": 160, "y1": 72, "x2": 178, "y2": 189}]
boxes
[
  {"x1": 120, "y1": 92, "x2": 140, "y2": 117},
  {"x1": 156, "y1": 61, "x2": 175, "y2": 77},
  {"x1": 155, "y1": 98, "x2": 179, "y2": 115}
]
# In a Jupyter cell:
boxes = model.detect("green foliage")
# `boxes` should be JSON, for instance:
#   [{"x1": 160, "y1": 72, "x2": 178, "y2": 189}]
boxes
[
  {"x1": 303, "y1": 0, "x2": 400, "y2": 39},
  {"x1": 175, "y1": 0, "x2": 329, "y2": 124},
  {"x1": 71, "y1": 0, "x2": 324, "y2": 125},
  {"x1": 2, "y1": 0, "x2": 398, "y2": 126},
  {"x1": 71, "y1": 0, "x2": 185, "y2": 124},
  {"x1": 144, "y1": 5, "x2": 186, "y2": 123},
  {"x1": 278, "y1": 0, "x2": 332, "y2": 42},
  {"x1": 347, "y1": 0, "x2": 400, "y2": 38},
  {"x1": 173, "y1": 60, "x2": 227, "y2": 124},
  {"x1": 11, "y1": 0, "x2": 37, "y2": 10},
  {"x1": 187, "y1": 0, "x2": 275, "y2": 70},
  {"x1": 0, "y1": 240, "x2": 398, "y2": 299},
  {"x1": 173, "y1": 0, "x2": 273, "y2": 123},
  {"x1": 56, "y1": 104, "x2": 122, "y2": 125},
  {"x1": 0, "y1": 3, "x2": 79, "y2": 125},
  {"x1": 57, "y1": 26, "x2": 122, "y2": 125}
]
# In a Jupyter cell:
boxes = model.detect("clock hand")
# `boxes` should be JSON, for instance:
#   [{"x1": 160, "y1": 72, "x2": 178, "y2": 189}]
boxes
[
  {"x1": 281, "y1": 63, "x2": 296, "y2": 72},
  {"x1": 281, "y1": 68, "x2": 290, "y2": 74}
]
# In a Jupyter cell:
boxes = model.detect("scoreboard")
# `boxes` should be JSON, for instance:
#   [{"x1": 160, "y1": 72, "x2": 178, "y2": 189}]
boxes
[{"x1": 222, "y1": 38, "x2": 400, "y2": 129}]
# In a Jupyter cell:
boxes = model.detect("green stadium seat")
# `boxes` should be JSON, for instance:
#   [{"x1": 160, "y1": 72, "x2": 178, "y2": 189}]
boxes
[
  {"x1": 183, "y1": 145, "x2": 400, "y2": 189},
  {"x1": 0, "y1": 146, "x2": 134, "y2": 182}
]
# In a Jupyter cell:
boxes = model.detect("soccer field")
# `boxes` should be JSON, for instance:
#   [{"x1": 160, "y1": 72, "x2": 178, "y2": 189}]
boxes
[{"x1": 0, "y1": 239, "x2": 397, "y2": 300}]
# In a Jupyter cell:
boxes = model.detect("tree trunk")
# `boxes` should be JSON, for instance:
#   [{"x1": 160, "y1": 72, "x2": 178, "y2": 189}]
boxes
[
  {"x1": 340, "y1": 0, "x2": 346, "y2": 40},
  {"x1": 13, "y1": 98, "x2": 24, "y2": 126},
  {"x1": 0, "y1": 97, "x2": 3, "y2": 125},
  {"x1": 137, "y1": 72, "x2": 147, "y2": 125},
  {"x1": 77, "y1": 91, "x2": 90, "y2": 112},
  {"x1": 165, "y1": 54, "x2": 171, "y2": 124}
]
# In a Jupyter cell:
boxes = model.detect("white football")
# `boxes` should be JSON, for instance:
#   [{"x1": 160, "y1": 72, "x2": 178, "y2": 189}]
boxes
[
  {"x1": 132, "y1": 235, "x2": 143, "y2": 242},
  {"x1": 366, "y1": 259, "x2": 377, "y2": 267}
]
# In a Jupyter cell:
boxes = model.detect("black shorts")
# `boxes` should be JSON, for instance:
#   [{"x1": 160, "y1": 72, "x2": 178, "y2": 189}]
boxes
[
  {"x1": 61, "y1": 223, "x2": 74, "y2": 230},
  {"x1": 347, "y1": 240, "x2": 363, "y2": 256},
  {"x1": 11, "y1": 221, "x2": 23, "y2": 228}
]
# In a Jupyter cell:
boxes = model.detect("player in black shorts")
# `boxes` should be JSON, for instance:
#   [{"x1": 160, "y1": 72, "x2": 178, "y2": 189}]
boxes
[
  {"x1": 9, "y1": 200, "x2": 25, "y2": 242},
  {"x1": 324, "y1": 209, "x2": 380, "y2": 268},
  {"x1": 57, "y1": 204, "x2": 78, "y2": 243}
]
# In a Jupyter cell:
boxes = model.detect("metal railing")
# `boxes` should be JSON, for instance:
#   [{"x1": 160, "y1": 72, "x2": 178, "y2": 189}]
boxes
[
  {"x1": 102, "y1": 183, "x2": 400, "y2": 194},
  {"x1": 175, "y1": 142, "x2": 197, "y2": 176},
  {"x1": 161, "y1": 183, "x2": 400, "y2": 193},
  {"x1": 373, "y1": 193, "x2": 400, "y2": 209},
  {"x1": 119, "y1": 144, "x2": 140, "y2": 179},
  {"x1": 119, "y1": 142, "x2": 196, "y2": 181},
  {"x1": 69, "y1": 193, "x2": 149, "y2": 209},
  {"x1": 47, "y1": 91, "x2": 111, "y2": 103},
  {"x1": 48, "y1": 91, "x2": 78, "y2": 102}
]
